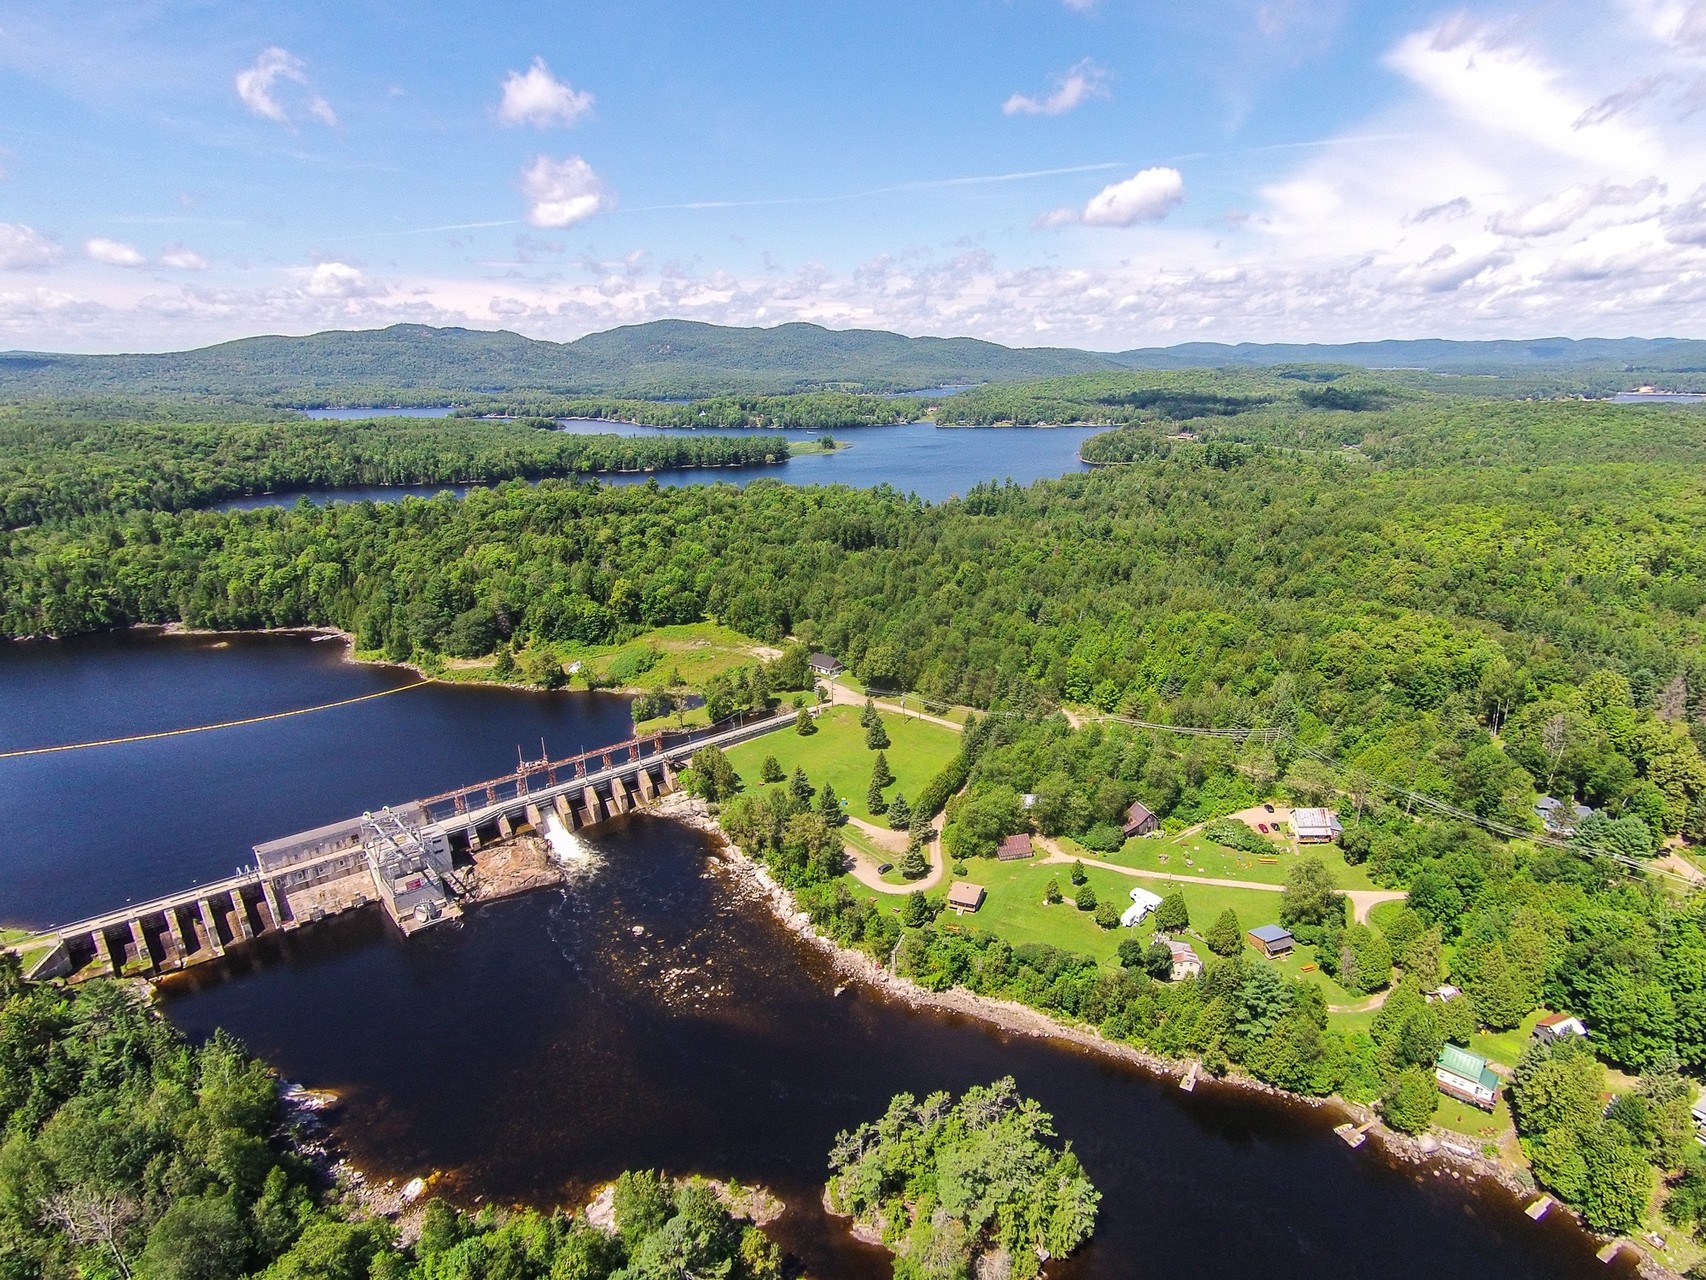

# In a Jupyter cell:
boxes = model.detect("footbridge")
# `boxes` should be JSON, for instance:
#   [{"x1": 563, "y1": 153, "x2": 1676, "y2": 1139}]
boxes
[{"x1": 17, "y1": 707, "x2": 794, "y2": 983}]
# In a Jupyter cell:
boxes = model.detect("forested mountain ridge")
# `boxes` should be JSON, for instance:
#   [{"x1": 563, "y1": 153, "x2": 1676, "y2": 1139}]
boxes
[
  {"x1": 0, "y1": 320, "x2": 1117, "y2": 400},
  {"x1": 2, "y1": 320, "x2": 1701, "y2": 401}
]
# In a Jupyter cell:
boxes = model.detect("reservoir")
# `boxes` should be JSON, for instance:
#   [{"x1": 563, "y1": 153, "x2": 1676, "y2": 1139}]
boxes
[
  {"x1": 0, "y1": 633, "x2": 1631, "y2": 1280},
  {"x1": 214, "y1": 420, "x2": 1102, "y2": 510}
]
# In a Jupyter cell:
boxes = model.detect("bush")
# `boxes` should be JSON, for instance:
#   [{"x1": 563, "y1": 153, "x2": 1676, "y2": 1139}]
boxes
[
  {"x1": 795, "y1": 707, "x2": 817, "y2": 735},
  {"x1": 1076, "y1": 884, "x2": 1098, "y2": 912},
  {"x1": 1079, "y1": 822, "x2": 1126, "y2": 853},
  {"x1": 1044, "y1": 878, "x2": 1063, "y2": 904},
  {"x1": 1203, "y1": 818, "x2": 1279, "y2": 856},
  {"x1": 1094, "y1": 899, "x2": 1121, "y2": 929},
  {"x1": 1069, "y1": 859, "x2": 1087, "y2": 886},
  {"x1": 760, "y1": 755, "x2": 784, "y2": 783}
]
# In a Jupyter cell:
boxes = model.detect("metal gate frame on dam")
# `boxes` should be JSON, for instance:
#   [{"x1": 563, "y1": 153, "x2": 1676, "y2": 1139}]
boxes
[{"x1": 18, "y1": 708, "x2": 794, "y2": 982}]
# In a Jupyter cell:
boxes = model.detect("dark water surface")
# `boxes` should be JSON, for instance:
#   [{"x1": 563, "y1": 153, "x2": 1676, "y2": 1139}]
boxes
[
  {"x1": 1, "y1": 635, "x2": 1629, "y2": 1280},
  {"x1": 214, "y1": 421, "x2": 1100, "y2": 510}
]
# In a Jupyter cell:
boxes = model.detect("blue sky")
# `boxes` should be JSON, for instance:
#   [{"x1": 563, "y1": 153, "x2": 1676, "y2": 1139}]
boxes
[{"x1": 1, "y1": 0, "x2": 1703, "y2": 351}]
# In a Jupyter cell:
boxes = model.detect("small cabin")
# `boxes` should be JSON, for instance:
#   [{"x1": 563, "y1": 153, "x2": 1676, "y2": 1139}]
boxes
[
  {"x1": 808, "y1": 653, "x2": 844, "y2": 677},
  {"x1": 1122, "y1": 800, "x2": 1159, "y2": 838},
  {"x1": 1291, "y1": 808, "x2": 1343, "y2": 844},
  {"x1": 946, "y1": 881, "x2": 986, "y2": 914},
  {"x1": 1166, "y1": 939, "x2": 1203, "y2": 981},
  {"x1": 996, "y1": 833, "x2": 1034, "y2": 861},
  {"x1": 1247, "y1": 924, "x2": 1294, "y2": 957},
  {"x1": 1534, "y1": 1013, "x2": 1589, "y2": 1045},
  {"x1": 1436, "y1": 1044, "x2": 1500, "y2": 1110}
]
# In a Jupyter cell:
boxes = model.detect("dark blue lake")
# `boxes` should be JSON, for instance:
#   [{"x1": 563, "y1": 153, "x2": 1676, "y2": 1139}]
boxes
[{"x1": 213, "y1": 420, "x2": 1099, "y2": 511}]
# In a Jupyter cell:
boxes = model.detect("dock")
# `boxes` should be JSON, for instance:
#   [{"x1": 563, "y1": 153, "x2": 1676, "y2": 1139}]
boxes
[{"x1": 14, "y1": 708, "x2": 793, "y2": 982}]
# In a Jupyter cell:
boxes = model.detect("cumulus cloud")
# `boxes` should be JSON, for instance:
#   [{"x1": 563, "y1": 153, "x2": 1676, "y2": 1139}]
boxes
[
  {"x1": 0, "y1": 223, "x2": 59, "y2": 270},
  {"x1": 85, "y1": 238, "x2": 146, "y2": 267},
  {"x1": 1043, "y1": 166, "x2": 1185, "y2": 228},
  {"x1": 160, "y1": 245, "x2": 209, "y2": 271},
  {"x1": 521, "y1": 156, "x2": 610, "y2": 228},
  {"x1": 1002, "y1": 59, "x2": 1108, "y2": 116},
  {"x1": 235, "y1": 47, "x2": 337, "y2": 126},
  {"x1": 305, "y1": 262, "x2": 381, "y2": 298},
  {"x1": 498, "y1": 57, "x2": 593, "y2": 127}
]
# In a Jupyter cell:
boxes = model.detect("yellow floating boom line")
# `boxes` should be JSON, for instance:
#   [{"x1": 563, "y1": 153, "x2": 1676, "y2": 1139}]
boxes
[{"x1": 0, "y1": 681, "x2": 429, "y2": 760}]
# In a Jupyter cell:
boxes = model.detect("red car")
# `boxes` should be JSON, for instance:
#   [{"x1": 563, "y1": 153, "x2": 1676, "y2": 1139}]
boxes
[{"x1": 1257, "y1": 823, "x2": 1270, "y2": 834}]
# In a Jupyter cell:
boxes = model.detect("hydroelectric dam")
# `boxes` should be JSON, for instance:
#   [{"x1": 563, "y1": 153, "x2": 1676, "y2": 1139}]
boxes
[{"x1": 17, "y1": 708, "x2": 794, "y2": 982}]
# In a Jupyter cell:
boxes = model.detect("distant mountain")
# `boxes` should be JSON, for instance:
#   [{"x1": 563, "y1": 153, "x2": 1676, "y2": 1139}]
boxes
[
  {"x1": 0, "y1": 320, "x2": 1117, "y2": 400},
  {"x1": 1108, "y1": 336, "x2": 1706, "y2": 374},
  {"x1": 0, "y1": 322, "x2": 1700, "y2": 402}
]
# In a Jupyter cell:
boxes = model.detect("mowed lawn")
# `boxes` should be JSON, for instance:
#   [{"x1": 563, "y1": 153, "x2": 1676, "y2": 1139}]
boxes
[
  {"x1": 724, "y1": 705, "x2": 961, "y2": 823},
  {"x1": 956, "y1": 857, "x2": 1364, "y2": 1005},
  {"x1": 1064, "y1": 829, "x2": 1378, "y2": 891}
]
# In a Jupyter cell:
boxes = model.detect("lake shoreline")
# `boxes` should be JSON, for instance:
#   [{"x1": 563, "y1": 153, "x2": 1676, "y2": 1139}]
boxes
[{"x1": 656, "y1": 791, "x2": 1666, "y2": 1279}]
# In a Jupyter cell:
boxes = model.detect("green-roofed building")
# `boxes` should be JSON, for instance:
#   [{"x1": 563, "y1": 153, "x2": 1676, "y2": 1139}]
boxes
[{"x1": 1436, "y1": 1043, "x2": 1500, "y2": 1111}]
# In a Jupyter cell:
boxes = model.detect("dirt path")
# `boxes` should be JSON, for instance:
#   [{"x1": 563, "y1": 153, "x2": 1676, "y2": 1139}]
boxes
[
  {"x1": 1328, "y1": 988, "x2": 1392, "y2": 1015},
  {"x1": 820, "y1": 680, "x2": 965, "y2": 733},
  {"x1": 843, "y1": 816, "x2": 945, "y2": 894}
]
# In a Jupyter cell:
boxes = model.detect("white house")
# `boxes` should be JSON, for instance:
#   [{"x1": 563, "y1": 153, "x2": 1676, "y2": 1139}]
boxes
[{"x1": 1121, "y1": 885, "x2": 1164, "y2": 928}]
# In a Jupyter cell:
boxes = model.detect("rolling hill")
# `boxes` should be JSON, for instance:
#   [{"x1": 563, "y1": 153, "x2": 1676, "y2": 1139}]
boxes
[{"x1": 0, "y1": 321, "x2": 1700, "y2": 402}]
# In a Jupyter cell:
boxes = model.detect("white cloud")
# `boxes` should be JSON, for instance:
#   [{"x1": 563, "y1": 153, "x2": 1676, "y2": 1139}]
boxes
[
  {"x1": 160, "y1": 245, "x2": 209, "y2": 271},
  {"x1": 85, "y1": 238, "x2": 146, "y2": 267},
  {"x1": 235, "y1": 47, "x2": 337, "y2": 127},
  {"x1": 305, "y1": 262, "x2": 379, "y2": 298},
  {"x1": 498, "y1": 57, "x2": 593, "y2": 128},
  {"x1": 521, "y1": 155, "x2": 610, "y2": 228},
  {"x1": 1386, "y1": 19, "x2": 1656, "y2": 170},
  {"x1": 1044, "y1": 166, "x2": 1185, "y2": 228},
  {"x1": 1002, "y1": 59, "x2": 1108, "y2": 116},
  {"x1": 1488, "y1": 179, "x2": 1664, "y2": 238},
  {"x1": 0, "y1": 223, "x2": 59, "y2": 270}
]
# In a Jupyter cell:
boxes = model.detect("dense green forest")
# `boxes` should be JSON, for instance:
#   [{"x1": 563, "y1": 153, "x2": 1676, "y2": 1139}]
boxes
[
  {"x1": 0, "y1": 406, "x2": 786, "y2": 528},
  {"x1": 0, "y1": 962, "x2": 788, "y2": 1280},
  {"x1": 824, "y1": 1078, "x2": 1099, "y2": 1279},
  {"x1": 451, "y1": 391, "x2": 928, "y2": 429}
]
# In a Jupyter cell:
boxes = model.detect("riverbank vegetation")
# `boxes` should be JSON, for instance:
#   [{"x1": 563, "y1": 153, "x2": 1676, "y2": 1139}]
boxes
[
  {"x1": 0, "y1": 961, "x2": 788, "y2": 1280},
  {"x1": 825, "y1": 1078, "x2": 1099, "y2": 1280}
]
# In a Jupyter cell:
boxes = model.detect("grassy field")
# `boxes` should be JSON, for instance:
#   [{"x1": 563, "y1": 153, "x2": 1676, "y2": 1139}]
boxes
[
  {"x1": 1067, "y1": 828, "x2": 1379, "y2": 891},
  {"x1": 437, "y1": 622, "x2": 775, "y2": 694},
  {"x1": 948, "y1": 856, "x2": 1371, "y2": 1005},
  {"x1": 724, "y1": 704, "x2": 961, "y2": 823}
]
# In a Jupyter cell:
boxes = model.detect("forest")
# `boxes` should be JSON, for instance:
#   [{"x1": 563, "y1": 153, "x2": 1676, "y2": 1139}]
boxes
[
  {"x1": 451, "y1": 391, "x2": 928, "y2": 430},
  {"x1": 0, "y1": 404, "x2": 786, "y2": 528},
  {"x1": 0, "y1": 960, "x2": 793, "y2": 1280}
]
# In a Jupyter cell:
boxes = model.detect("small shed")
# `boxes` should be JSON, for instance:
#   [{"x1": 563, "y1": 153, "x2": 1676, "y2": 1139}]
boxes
[
  {"x1": 808, "y1": 653, "x2": 844, "y2": 676},
  {"x1": 997, "y1": 833, "x2": 1034, "y2": 861},
  {"x1": 1247, "y1": 924, "x2": 1295, "y2": 957},
  {"x1": 1534, "y1": 1013, "x2": 1589, "y2": 1044},
  {"x1": 946, "y1": 881, "x2": 986, "y2": 914},
  {"x1": 1166, "y1": 939, "x2": 1203, "y2": 981},
  {"x1": 1122, "y1": 801, "x2": 1159, "y2": 838},
  {"x1": 1436, "y1": 1044, "x2": 1500, "y2": 1110},
  {"x1": 1122, "y1": 886, "x2": 1164, "y2": 928},
  {"x1": 1424, "y1": 984, "x2": 1463, "y2": 1004},
  {"x1": 1292, "y1": 808, "x2": 1343, "y2": 844}
]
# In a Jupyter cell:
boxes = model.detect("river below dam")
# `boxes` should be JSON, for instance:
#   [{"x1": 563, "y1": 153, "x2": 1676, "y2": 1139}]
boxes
[{"x1": 0, "y1": 632, "x2": 1635, "y2": 1280}]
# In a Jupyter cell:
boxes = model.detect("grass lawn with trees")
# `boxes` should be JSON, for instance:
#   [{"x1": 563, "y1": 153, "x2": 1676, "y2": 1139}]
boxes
[
  {"x1": 724, "y1": 705, "x2": 960, "y2": 823},
  {"x1": 1064, "y1": 829, "x2": 1379, "y2": 891}
]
